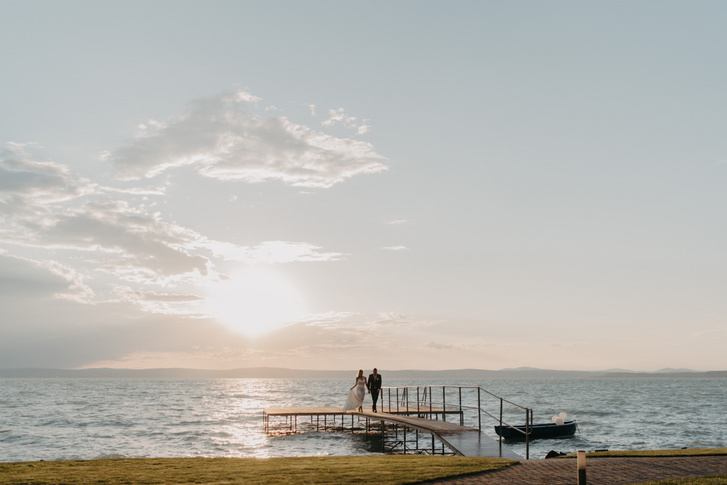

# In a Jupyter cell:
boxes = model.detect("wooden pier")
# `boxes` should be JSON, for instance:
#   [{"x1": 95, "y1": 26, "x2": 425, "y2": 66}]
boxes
[{"x1": 263, "y1": 405, "x2": 521, "y2": 460}]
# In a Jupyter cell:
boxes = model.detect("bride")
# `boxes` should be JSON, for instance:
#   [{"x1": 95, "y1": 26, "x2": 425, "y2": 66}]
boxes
[{"x1": 343, "y1": 369, "x2": 369, "y2": 413}]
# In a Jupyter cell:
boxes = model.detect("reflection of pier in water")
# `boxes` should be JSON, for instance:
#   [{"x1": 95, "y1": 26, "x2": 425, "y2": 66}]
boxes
[{"x1": 263, "y1": 385, "x2": 530, "y2": 459}]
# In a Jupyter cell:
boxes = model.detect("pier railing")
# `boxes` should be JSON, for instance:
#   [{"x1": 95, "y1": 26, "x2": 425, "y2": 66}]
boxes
[{"x1": 380, "y1": 385, "x2": 533, "y2": 459}]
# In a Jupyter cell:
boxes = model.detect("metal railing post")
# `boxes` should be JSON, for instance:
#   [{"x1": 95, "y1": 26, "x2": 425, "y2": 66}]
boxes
[
  {"x1": 477, "y1": 387, "x2": 482, "y2": 433},
  {"x1": 525, "y1": 408, "x2": 531, "y2": 460},
  {"x1": 417, "y1": 387, "x2": 420, "y2": 415},
  {"x1": 429, "y1": 387, "x2": 432, "y2": 418},
  {"x1": 459, "y1": 387, "x2": 463, "y2": 426},
  {"x1": 499, "y1": 398, "x2": 503, "y2": 444},
  {"x1": 442, "y1": 386, "x2": 446, "y2": 422}
]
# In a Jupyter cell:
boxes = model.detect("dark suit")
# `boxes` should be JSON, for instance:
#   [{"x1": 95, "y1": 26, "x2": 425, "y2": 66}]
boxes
[{"x1": 368, "y1": 372, "x2": 382, "y2": 411}]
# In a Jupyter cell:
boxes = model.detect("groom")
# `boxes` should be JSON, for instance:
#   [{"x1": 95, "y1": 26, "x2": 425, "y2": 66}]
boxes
[{"x1": 368, "y1": 368, "x2": 382, "y2": 413}]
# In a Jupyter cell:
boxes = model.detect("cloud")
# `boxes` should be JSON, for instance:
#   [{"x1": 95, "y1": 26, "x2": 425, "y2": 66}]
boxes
[
  {"x1": 222, "y1": 91, "x2": 262, "y2": 103},
  {"x1": 43, "y1": 259, "x2": 96, "y2": 303},
  {"x1": 0, "y1": 145, "x2": 348, "y2": 325},
  {"x1": 0, "y1": 90, "x2": 391, "y2": 368},
  {"x1": 0, "y1": 143, "x2": 78, "y2": 197},
  {"x1": 424, "y1": 341, "x2": 456, "y2": 350},
  {"x1": 108, "y1": 91, "x2": 387, "y2": 188},
  {"x1": 16, "y1": 200, "x2": 210, "y2": 284},
  {"x1": 0, "y1": 310, "x2": 243, "y2": 369},
  {"x1": 0, "y1": 143, "x2": 83, "y2": 220},
  {"x1": 321, "y1": 108, "x2": 371, "y2": 135},
  {"x1": 113, "y1": 286, "x2": 205, "y2": 315},
  {"x1": 205, "y1": 240, "x2": 343, "y2": 264},
  {"x1": 299, "y1": 311, "x2": 426, "y2": 329},
  {"x1": 0, "y1": 253, "x2": 81, "y2": 298},
  {"x1": 383, "y1": 245, "x2": 408, "y2": 251},
  {"x1": 372, "y1": 312, "x2": 420, "y2": 326},
  {"x1": 297, "y1": 311, "x2": 365, "y2": 329}
]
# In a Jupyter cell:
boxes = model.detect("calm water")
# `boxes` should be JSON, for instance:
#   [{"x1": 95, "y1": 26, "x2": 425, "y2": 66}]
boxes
[{"x1": 1, "y1": 377, "x2": 725, "y2": 462}]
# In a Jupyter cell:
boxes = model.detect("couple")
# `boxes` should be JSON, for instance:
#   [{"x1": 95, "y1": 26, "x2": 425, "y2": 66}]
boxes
[{"x1": 343, "y1": 368, "x2": 382, "y2": 413}]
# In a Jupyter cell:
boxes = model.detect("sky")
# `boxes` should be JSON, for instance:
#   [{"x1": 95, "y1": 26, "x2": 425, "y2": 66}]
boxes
[{"x1": 1, "y1": 0, "x2": 726, "y2": 372}]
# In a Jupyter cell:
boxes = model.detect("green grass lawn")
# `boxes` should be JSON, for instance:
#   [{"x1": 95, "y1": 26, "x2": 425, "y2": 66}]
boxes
[
  {"x1": 3, "y1": 449, "x2": 726, "y2": 484},
  {"x1": 0, "y1": 455, "x2": 514, "y2": 485}
]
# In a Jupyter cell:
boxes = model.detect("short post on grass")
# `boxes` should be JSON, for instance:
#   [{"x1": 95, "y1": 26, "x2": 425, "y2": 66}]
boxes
[{"x1": 577, "y1": 450, "x2": 587, "y2": 485}]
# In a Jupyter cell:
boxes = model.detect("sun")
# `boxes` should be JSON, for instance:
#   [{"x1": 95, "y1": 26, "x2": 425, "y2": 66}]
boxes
[{"x1": 207, "y1": 267, "x2": 306, "y2": 337}]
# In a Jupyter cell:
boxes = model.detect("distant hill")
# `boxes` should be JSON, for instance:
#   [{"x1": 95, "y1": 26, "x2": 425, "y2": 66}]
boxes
[{"x1": 1, "y1": 367, "x2": 725, "y2": 379}]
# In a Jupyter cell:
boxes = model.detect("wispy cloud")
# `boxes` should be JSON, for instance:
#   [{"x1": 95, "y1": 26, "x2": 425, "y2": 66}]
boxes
[
  {"x1": 15, "y1": 200, "x2": 210, "y2": 284},
  {"x1": 424, "y1": 341, "x2": 456, "y2": 350},
  {"x1": 383, "y1": 245, "x2": 408, "y2": 251},
  {"x1": 113, "y1": 286, "x2": 205, "y2": 315},
  {"x1": 321, "y1": 108, "x2": 370, "y2": 135},
  {"x1": 0, "y1": 143, "x2": 83, "y2": 220},
  {"x1": 0, "y1": 253, "x2": 91, "y2": 300},
  {"x1": 205, "y1": 240, "x2": 343, "y2": 264},
  {"x1": 299, "y1": 311, "x2": 426, "y2": 329},
  {"x1": 108, "y1": 91, "x2": 387, "y2": 188}
]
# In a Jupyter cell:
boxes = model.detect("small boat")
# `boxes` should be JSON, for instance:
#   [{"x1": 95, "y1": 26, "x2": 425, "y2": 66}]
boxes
[{"x1": 494, "y1": 420, "x2": 578, "y2": 440}]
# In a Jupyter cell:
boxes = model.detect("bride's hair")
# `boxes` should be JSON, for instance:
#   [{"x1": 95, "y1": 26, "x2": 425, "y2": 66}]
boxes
[{"x1": 357, "y1": 369, "x2": 364, "y2": 378}]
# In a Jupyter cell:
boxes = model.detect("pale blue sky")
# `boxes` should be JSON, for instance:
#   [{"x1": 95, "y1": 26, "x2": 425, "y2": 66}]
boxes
[{"x1": 1, "y1": 1, "x2": 725, "y2": 371}]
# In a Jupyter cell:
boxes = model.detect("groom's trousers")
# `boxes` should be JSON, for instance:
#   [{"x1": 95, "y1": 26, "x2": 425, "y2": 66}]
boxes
[{"x1": 371, "y1": 389, "x2": 380, "y2": 411}]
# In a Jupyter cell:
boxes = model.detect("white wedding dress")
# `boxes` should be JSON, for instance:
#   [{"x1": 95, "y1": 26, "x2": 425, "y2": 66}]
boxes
[{"x1": 343, "y1": 377, "x2": 367, "y2": 412}]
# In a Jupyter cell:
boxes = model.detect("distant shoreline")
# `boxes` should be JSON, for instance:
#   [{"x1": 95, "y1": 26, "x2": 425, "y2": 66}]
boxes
[{"x1": 1, "y1": 367, "x2": 725, "y2": 379}]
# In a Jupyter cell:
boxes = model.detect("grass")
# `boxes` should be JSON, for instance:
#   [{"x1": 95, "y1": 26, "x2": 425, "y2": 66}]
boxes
[
  {"x1": 3, "y1": 449, "x2": 726, "y2": 484},
  {"x1": 0, "y1": 455, "x2": 515, "y2": 485}
]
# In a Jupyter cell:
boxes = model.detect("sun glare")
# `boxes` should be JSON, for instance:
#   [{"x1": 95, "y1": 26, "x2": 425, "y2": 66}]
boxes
[{"x1": 208, "y1": 267, "x2": 306, "y2": 337}]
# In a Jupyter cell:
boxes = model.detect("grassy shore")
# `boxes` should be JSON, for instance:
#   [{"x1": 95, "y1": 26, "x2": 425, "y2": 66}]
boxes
[
  {"x1": 2, "y1": 449, "x2": 726, "y2": 484},
  {"x1": 0, "y1": 455, "x2": 514, "y2": 485}
]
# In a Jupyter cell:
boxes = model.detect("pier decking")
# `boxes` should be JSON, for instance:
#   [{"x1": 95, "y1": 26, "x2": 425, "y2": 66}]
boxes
[{"x1": 263, "y1": 406, "x2": 521, "y2": 459}]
